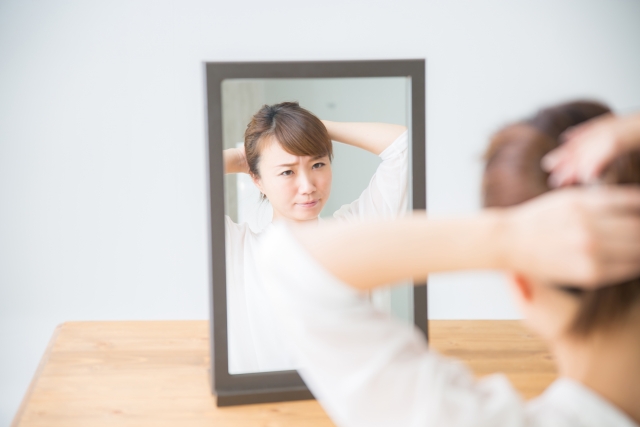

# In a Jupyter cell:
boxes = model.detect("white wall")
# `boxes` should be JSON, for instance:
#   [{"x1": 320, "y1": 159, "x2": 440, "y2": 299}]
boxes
[{"x1": 1, "y1": 0, "x2": 639, "y2": 424}]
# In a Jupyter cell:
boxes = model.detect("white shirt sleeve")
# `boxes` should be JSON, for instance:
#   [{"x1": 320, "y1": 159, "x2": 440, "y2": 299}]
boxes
[
  {"x1": 333, "y1": 131, "x2": 409, "y2": 222},
  {"x1": 257, "y1": 224, "x2": 527, "y2": 427}
]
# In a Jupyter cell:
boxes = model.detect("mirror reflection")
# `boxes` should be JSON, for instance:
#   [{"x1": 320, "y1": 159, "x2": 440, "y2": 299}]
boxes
[{"x1": 222, "y1": 77, "x2": 413, "y2": 374}]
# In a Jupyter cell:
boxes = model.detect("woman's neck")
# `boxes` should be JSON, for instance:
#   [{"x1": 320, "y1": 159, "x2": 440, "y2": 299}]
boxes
[
  {"x1": 552, "y1": 313, "x2": 640, "y2": 424},
  {"x1": 272, "y1": 211, "x2": 319, "y2": 224}
]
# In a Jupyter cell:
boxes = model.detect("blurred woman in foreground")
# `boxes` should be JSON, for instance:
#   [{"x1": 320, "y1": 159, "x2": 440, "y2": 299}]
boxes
[{"x1": 257, "y1": 101, "x2": 640, "y2": 426}]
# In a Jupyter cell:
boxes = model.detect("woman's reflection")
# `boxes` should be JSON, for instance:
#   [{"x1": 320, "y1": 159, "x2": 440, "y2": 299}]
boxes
[{"x1": 223, "y1": 101, "x2": 408, "y2": 373}]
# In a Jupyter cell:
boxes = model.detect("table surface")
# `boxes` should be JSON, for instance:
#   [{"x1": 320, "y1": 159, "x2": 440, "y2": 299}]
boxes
[{"x1": 12, "y1": 320, "x2": 556, "y2": 427}]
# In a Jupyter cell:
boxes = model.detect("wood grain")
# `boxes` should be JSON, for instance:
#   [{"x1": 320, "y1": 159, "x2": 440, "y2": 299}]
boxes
[
  {"x1": 12, "y1": 320, "x2": 556, "y2": 427},
  {"x1": 429, "y1": 320, "x2": 556, "y2": 399}
]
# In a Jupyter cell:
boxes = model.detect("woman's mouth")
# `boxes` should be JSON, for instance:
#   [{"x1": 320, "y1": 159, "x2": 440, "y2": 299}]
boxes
[{"x1": 296, "y1": 200, "x2": 319, "y2": 208}]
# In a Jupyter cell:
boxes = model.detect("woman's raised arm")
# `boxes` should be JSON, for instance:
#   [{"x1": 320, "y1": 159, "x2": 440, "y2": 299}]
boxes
[
  {"x1": 223, "y1": 147, "x2": 250, "y2": 174},
  {"x1": 321, "y1": 121, "x2": 407, "y2": 155},
  {"x1": 292, "y1": 187, "x2": 640, "y2": 290}
]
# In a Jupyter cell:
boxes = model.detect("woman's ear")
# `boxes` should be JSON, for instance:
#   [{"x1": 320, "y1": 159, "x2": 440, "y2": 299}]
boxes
[
  {"x1": 510, "y1": 273, "x2": 534, "y2": 302},
  {"x1": 251, "y1": 174, "x2": 264, "y2": 194}
]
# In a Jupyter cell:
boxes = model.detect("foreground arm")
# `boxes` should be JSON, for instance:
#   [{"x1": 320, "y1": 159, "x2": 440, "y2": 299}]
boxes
[
  {"x1": 322, "y1": 121, "x2": 407, "y2": 155},
  {"x1": 294, "y1": 187, "x2": 640, "y2": 290}
]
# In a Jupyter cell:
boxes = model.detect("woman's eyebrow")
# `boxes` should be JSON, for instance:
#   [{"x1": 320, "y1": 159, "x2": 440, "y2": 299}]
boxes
[
  {"x1": 275, "y1": 162, "x2": 297, "y2": 168},
  {"x1": 275, "y1": 156, "x2": 326, "y2": 168}
]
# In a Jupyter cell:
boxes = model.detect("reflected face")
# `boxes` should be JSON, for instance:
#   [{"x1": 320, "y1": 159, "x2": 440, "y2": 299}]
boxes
[{"x1": 252, "y1": 137, "x2": 332, "y2": 222}]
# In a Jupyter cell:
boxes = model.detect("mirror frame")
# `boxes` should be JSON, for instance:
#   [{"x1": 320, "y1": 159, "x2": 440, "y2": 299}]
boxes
[{"x1": 204, "y1": 59, "x2": 427, "y2": 406}]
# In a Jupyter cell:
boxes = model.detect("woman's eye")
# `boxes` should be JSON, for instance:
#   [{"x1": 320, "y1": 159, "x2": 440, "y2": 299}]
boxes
[
  {"x1": 280, "y1": 170, "x2": 293, "y2": 176},
  {"x1": 312, "y1": 162, "x2": 326, "y2": 169}
]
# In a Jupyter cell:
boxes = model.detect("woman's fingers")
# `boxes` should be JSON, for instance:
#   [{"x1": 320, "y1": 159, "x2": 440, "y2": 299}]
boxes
[
  {"x1": 572, "y1": 188, "x2": 640, "y2": 286},
  {"x1": 596, "y1": 261, "x2": 640, "y2": 288},
  {"x1": 542, "y1": 114, "x2": 622, "y2": 187},
  {"x1": 541, "y1": 147, "x2": 565, "y2": 171},
  {"x1": 547, "y1": 157, "x2": 578, "y2": 187},
  {"x1": 545, "y1": 111, "x2": 640, "y2": 186},
  {"x1": 564, "y1": 113, "x2": 614, "y2": 140},
  {"x1": 507, "y1": 187, "x2": 640, "y2": 288},
  {"x1": 590, "y1": 210, "x2": 640, "y2": 267},
  {"x1": 585, "y1": 186, "x2": 640, "y2": 213}
]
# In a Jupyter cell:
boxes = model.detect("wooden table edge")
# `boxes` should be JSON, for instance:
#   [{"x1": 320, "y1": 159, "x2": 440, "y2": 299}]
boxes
[
  {"x1": 11, "y1": 323, "x2": 64, "y2": 427},
  {"x1": 11, "y1": 319, "x2": 556, "y2": 426}
]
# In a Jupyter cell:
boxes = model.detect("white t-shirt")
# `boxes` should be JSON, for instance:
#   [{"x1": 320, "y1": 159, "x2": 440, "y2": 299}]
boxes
[
  {"x1": 257, "y1": 224, "x2": 639, "y2": 427},
  {"x1": 225, "y1": 132, "x2": 409, "y2": 374}
]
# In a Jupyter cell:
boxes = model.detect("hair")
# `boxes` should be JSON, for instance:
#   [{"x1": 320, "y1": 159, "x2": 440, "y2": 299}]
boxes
[
  {"x1": 483, "y1": 100, "x2": 640, "y2": 336},
  {"x1": 244, "y1": 102, "x2": 333, "y2": 179}
]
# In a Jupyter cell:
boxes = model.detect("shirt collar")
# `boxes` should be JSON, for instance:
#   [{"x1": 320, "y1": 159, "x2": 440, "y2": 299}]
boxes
[{"x1": 537, "y1": 377, "x2": 638, "y2": 427}]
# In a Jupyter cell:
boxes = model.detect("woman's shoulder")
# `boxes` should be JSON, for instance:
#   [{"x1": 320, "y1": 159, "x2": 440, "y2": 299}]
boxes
[
  {"x1": 378, "y1": 129, "x2": 409, "y2": 160},
  {"x1": 225, "y1": 215, "x2": 271, "y2": 240},
  {"x1": 526, "y1": 378, "x2": 636, "y2": 427},
  {"x1": 225, "y1": 216, "x2": 255, "y2": 240}
]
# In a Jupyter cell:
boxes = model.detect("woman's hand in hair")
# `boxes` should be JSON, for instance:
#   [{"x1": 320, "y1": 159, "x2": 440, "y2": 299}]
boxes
[
  {"x1": 542, "y1": 112, "x2": 640, "y2": 187},
  {"x1": 504, "y1": 186, "x2": 640, "y2": 288},
  {"x1": 223, "y1": 147, "x2": 250, "y2": 174}
]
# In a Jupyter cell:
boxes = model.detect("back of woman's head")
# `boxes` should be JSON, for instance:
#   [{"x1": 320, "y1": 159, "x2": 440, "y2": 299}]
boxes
[
  {"x1": 483, "y1": 100, "x2": 640, "y2": 336},
  {"x1": 244, "y1": 102, "x2": 333, "y2": 177}
]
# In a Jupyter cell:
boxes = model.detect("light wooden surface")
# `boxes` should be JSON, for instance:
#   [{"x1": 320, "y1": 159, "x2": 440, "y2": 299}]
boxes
[{"x1": 12, "y1": 320, "x2": 556, "y2": 427}]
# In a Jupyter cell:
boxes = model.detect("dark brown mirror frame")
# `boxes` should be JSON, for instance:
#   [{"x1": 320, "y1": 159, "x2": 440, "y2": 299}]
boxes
[{"x1": 204, "y1": 59, "x2": 427, "y2": 406}]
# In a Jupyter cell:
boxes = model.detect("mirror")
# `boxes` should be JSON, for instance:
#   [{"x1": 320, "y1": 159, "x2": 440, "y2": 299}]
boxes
[
  {"x1": 205, "y1": 60, "x2": 425, "y2": 406},
  {"x1": 221, "y1": 77, "x2": 413, "y2": 374}
]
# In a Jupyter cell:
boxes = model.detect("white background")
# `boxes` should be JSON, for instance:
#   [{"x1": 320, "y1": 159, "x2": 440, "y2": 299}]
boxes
[{"x1": 1, "y1": 0, "x2": 640, "y2": 424}]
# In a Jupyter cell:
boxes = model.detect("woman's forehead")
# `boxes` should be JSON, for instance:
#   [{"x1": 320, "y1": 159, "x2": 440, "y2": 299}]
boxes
[{"x1": 260, "y1": 138, "x2": 328, "y2": 167}]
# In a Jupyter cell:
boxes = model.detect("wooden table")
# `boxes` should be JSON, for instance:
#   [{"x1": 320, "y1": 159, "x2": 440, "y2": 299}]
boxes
[{"x1": 12, "y1": 320, "x2": 556, "y2": 427}]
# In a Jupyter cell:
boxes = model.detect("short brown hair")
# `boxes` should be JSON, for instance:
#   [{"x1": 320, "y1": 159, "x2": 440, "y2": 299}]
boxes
[
  {"x1": 483, "y1": 101, "x2": 640, "y2": 336},
  {"x1": 244, "y1": 102, "x2": 333, "y2": 177}
]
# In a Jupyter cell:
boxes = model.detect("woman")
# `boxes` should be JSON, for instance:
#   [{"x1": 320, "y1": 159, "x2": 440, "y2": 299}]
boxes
[
  {"x1": 256, "y1": 101, "x2": 640, "y2": 426},
  {"x1": 223, "y1": 101, "x2": 408, "y2": 373}
]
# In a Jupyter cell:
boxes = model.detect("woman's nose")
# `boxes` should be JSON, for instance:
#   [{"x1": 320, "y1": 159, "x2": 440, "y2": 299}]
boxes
[{"x1": 297, "y1": 171, "x2": 316, "y2": 194}]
